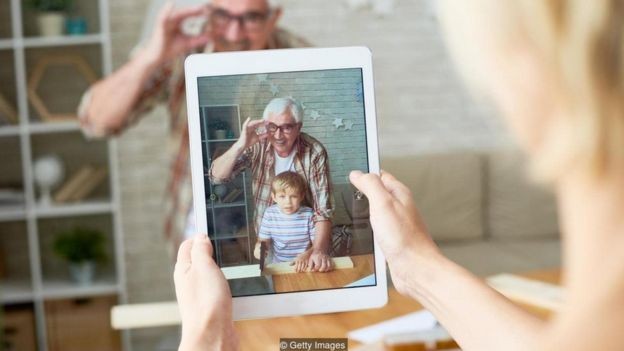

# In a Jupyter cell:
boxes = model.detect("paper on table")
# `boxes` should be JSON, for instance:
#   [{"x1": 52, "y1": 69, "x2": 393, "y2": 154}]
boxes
[{"x1": 348, "y1": 310, "x2": 438, "y2": 344}]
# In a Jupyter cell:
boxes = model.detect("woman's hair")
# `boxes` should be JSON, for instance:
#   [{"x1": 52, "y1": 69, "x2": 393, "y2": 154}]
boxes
[
  {"x1": 271, "y1": 171, "x2": 307, "y2": 196},
  {"x1": 438, "y1": 0, "x2": 624, "y2": 183}
]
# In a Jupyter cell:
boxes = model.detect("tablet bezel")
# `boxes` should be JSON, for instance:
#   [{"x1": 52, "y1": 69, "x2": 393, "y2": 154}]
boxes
[{"x1": 184, "y1": 46, "x2": 387, "y2": 320}]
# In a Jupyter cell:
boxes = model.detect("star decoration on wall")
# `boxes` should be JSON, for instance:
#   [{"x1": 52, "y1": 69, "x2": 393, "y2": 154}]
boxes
[
  {"x1": 310, "y1": 110, "x2": 320, "y2": 120},
  {"x1": 270, "y1": 83, "x2": 280, "y2": 96},
  {"x1": 301, "y1": 102, "x2": 307, "y2": 110},
  {"x1": 344, "y1": 120, "x2": 354, "y2": 130},
  {"x1": 257, "y1": 74, "x2": 269, "y2": 83},
  {"x1": 333, "y1": 118, "x2": 344, "y2": 129}
]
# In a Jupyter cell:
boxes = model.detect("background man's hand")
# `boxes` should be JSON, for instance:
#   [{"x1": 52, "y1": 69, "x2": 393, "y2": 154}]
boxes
[
  {"x1": 174, "y1": 235, "x2": 238, "y2": 351},
  {"x1": 143, "y1": 2, "x2": 213, "y2": 65},
  {"x1": 349, "y1": 170, "x2": 440, "y2": 294}
]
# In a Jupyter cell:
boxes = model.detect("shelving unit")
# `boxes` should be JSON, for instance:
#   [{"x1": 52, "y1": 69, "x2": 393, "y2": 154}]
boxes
[
  {"x1": 200, "y1": 104, "x2": 255, "y2": 267},
  {"x1": 0, "y1": 0, "x2": 127, "y2": 350}
]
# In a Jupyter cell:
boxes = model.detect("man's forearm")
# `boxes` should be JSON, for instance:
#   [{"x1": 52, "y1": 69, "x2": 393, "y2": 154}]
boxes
[
  {"x1": 86, "y1": 48, "x2": 162, "y2": 133},
  {"x1": 210, "y1": 141, "x2": 246, "y2": 182},
  {"x1": 311, "y1": 220, "x2": 332, "y2": 254},
  {"x1": 399, "y1": 251, "x2": 545, "y2": 351}
]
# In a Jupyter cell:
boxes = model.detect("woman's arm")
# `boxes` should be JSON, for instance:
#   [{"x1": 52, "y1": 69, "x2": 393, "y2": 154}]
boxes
[{"x1": 350, "y1": 170, "x2": 545, "y2": 351}]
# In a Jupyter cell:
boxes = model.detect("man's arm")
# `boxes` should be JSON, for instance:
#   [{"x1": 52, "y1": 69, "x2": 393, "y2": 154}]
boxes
[
  {"x1": 210, "y1": 118, "x2": 266, "y2": 182},
  {"x1": 82, "y1": 3, "x2": 211, "y2": 134}
]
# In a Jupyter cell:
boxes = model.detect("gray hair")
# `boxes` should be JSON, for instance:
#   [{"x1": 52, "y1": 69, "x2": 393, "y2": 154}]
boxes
[{"x1": 262, "y1": 97, "x2": 304, "y2": 123}]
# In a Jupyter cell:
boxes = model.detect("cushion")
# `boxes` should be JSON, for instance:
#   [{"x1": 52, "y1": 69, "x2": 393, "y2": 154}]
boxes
[
  {"x1": 486, "y1": 150, "x2": 559, "y2": 239},
  {"x1": 382, "y1": 152, "x2": 484, "y2": 241}
]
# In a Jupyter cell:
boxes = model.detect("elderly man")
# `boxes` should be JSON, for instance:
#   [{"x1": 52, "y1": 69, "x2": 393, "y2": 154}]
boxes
[
  {"x1": 211, "y1": 97, "x2": 334, "y2": 272},
  {"x1": 78, "y1": 0, "x2": 309, "y2": 250}
]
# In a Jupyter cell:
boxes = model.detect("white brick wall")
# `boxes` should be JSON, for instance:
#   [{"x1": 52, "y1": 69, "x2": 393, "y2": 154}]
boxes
[
  {"x1": 198, "y1": 68, "x2": 369, "y2": 183},
  {"x1": 108, "y1": 0, "x2": 512, "y2": 348}
]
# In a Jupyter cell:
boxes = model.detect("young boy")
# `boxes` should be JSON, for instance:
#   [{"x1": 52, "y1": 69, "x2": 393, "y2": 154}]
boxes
[{"x1": 254, "y1": 171, "x2": 315, "y2": 269}]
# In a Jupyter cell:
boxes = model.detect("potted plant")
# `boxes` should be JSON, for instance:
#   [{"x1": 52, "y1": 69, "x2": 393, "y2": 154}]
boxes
[
  {"x1": 208, "y1": 119, "x2": 229, "y2": 140},
  {"x1": 29, "y1": 0, "x2": 73, "y2": 37},
  {"x1": 53, "y1": 227, "x2": 107, "y2": 286}
]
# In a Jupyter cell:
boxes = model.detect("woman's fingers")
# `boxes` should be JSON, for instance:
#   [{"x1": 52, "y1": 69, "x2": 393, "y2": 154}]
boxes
[
  {"x1": 190, "y1": 234, "x2": 214, "y2": 265},
  {"x1": 379, "y1": 170, "x2": 415, "y2": 208},
  {"x1": 176, "y1": 238, "x2": 193, "y2": 265},
  {"x1": 349, "y1": 170, "x2": 394, "y2": 206}
]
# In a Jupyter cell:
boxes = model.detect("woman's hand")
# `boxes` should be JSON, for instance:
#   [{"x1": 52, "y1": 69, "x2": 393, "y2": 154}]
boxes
[
  {"x1": 174, "y1": 235, "x2": 238, "y2": 351},
  {"x1": 349, "y1": 170, "x2": 441, "y2": 293}
]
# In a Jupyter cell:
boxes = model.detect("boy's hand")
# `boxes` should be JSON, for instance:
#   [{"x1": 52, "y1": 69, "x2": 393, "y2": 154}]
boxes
[{"x1": 291, "y1": 250, "x2": 312, "y2": 272}]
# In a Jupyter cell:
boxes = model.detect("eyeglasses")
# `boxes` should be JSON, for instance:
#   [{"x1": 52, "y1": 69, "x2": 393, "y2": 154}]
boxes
[
  {"x1": 266, "y1": 122, "x2": 298, "y2": 135},
  {"x1": 209, "y1": 7, "x2": 271, "y2": 32}
]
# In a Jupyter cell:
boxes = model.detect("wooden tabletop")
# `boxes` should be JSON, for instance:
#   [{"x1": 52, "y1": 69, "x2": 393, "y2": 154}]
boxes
[
  {"x1": 234, "y1": 268, "x2": 561, "y2": 351},
  {"x1": 272, "y1": 254, "x2": 375, "y2": 293}
]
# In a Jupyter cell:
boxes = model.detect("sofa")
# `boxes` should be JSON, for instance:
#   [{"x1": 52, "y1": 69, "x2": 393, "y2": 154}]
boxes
[
  {"x1": 333, "y1": 148, "x2": 561, "y2": 277},
  {"x1": 384, "y1": 148, "x2": 562, "y2": 276}
]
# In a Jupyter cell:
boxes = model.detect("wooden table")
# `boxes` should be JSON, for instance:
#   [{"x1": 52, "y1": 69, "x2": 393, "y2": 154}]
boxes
[
  {"x1": 272, "y1": 254, "x2": 375, "y2": 293},
  {"x1": 235, "y1": 268, "x2": 561, "y2": 350}
]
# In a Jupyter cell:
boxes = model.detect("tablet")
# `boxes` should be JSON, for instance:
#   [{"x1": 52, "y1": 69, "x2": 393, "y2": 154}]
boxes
[{"x1": 185, "y1": 46, "x2": 387, "y2": 320}]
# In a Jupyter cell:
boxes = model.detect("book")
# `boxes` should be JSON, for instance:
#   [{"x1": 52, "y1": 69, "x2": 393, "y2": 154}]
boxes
[{"x1": 222, "y1": 188, "x2": 243, "y2": 203}]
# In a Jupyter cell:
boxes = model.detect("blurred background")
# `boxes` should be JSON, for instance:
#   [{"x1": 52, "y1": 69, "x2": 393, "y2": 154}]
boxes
[{"x1": 0, "y1": 0, "x2": 560, "y2": 350}]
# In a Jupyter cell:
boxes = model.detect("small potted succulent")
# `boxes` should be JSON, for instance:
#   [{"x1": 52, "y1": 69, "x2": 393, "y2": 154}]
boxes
[
  {"x1": 53, "y1": 227, "x2": 107, "y2": 286},
  {"x1": 208, "y1": 119, "x2": 229, "y2": 140},
  {"x1": 29, "y1": 0, "x2": 73, "y2": 37}
]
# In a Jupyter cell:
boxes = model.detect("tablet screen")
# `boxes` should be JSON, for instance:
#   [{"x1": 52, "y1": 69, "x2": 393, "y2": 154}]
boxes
[{"x1": 197, "y1": 68, "x2": 376, "y2": 297}]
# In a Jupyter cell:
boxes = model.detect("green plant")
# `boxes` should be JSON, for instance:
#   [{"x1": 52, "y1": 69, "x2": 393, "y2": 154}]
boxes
[
  {"x1": 28, "y1": 0, "x2": 73, "y2": 12},
  {"x1": 53, "y1": 227, "x2": 107, "y2": 264},
  {"x1": 208, "y1": 119, "x2": 229, "y2": 130}
]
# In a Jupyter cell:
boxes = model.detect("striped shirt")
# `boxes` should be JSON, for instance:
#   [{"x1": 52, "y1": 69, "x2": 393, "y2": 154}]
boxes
[
  {"x1": 258, "y1": 204, "x2": 315, "y2": 263},
  {"x1": 209, "y1": 132, "x2": 334, "y2": 234}
]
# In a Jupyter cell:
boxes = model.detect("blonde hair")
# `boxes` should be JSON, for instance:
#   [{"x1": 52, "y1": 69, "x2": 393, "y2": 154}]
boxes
[
  {"x1": 438, "y1": 0, "x2": 624, "y2": 183},
  {"x1": 271, "y1": 171, "x2": 307, "y2": 196}
]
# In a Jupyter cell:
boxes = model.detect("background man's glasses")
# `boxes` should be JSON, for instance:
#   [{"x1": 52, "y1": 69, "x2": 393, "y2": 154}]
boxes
[
  {"x1": 210, "y1": 7, "x2": 271, "y2": 32},
  {"x1": 266, "y1": 123, "x2": 297, "y2": 135}
]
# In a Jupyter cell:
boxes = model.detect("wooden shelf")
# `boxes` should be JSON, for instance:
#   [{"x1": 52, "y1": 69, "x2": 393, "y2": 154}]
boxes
[
  {"x1": 34, "y1": 200, "x2": 113, "y2": 218},
  {"x1": 211, "y1": 233, "x2": 249, "y2": 240},
  {"x1": 207, "y1": 201, "x2": 246, "y2": 209},
  {"x1": 41, "y1": 279, "x2": 119, "y2": 300},
  {"x1": 0, "y1": 38, "x2": 13, "y2": 50},
  {"x1": 1, "y1": 279, "x2": 34, "y2": 304},
  {"x1": 28, "y1": 121, "x2": 81, "y2": 134},
  {"x1": 0, "y1": 205, "x2": 27, "y2": 222},
  {"x1": 22, "y1": 34, "x2": 103, "y2": 48},
  {"x1": 0, "y1": 124, "x2": 21, "y2": 137}
]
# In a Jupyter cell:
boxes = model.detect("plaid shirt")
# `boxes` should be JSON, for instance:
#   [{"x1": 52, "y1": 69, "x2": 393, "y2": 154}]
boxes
[
  {"x1": 79, "y1": 29, "x2": 309, "y2": 252},
  {"x1": 209, "y1": 132, "x2": 334, "y2": 233}
]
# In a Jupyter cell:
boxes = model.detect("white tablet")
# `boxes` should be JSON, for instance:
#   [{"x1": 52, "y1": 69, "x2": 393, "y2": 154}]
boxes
[{"x1": 184, "y1": 46, "x2": 387, "y2": 320}]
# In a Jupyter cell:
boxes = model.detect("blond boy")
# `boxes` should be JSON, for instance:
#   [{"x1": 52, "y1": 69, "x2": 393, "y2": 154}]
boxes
[{"x1": 254, "y1": 171, "x2": 315, "y2": 271}]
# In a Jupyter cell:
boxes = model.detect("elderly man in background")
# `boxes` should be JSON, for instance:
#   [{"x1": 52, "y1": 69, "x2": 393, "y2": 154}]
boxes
[
  {"x1": 211, "y1": 97, "x2": 334, "y2": 272},
  {"x1": 78, "y1": 0, "x2": 309, "y2": 251}
]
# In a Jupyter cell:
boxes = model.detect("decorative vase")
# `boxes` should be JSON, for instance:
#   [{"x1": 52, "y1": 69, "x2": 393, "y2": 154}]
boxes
[
  {"x1": 33, "y1": 155, "x2": 65, "y2": 206},
  {"x1": 37, "y1": 12, "x2": 65, "y2": 37},
  {"x1": 212, "y1": 184, "x2": 228, "y2": 202},
  {"x1": 213, "y1": 129, "x2": 227, "y2": 140},
  {"x1": 69, "y1": 261, "x2": 95, "y2": 286},
  {"x1": 66, "y1": 16, "x2": 87, "y2": 35}
]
